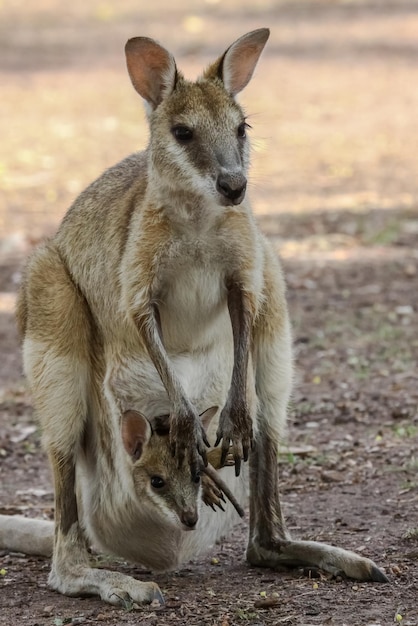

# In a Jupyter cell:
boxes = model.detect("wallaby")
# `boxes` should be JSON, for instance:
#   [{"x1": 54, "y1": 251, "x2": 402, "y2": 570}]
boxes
[{"x1": 6, "y1": 28, "x2": 387, "y2": 606}]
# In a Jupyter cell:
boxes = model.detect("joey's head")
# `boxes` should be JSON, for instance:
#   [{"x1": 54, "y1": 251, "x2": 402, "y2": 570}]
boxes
[
  {"x1": 125, "y1": 29, "x2": 269, "y2": 209},
  {"x1": 121, "y1": 408, "x2": 215, "y2": 531}
]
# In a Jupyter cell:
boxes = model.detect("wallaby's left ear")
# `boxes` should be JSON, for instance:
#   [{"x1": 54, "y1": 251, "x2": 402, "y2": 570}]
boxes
[
  {"x1": 204, "y1": 28, "x2": 270, "y2": 96},
  {"x1": 121, "y1": 410, "x2": 152, "y2": 461}
]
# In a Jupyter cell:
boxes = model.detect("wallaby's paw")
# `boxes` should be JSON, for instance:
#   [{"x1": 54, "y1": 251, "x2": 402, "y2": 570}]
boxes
[
  {"x1": 215, "y1": 406, "x2": 253, "y2": 476},
  {"x1": 170, "y1": 408, "x2": 209, "y2": 479}
]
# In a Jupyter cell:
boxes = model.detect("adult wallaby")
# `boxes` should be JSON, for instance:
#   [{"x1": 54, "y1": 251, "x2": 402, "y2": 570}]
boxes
[{"x1": 9, "y1": 28, "x2": 387, "y2": 606}]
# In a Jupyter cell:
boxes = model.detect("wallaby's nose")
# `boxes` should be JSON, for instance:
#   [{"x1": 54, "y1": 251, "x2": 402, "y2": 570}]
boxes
[
  {"x1": 181, "y1": 510, "x2": 198, "y2": 530},
  {"x1": 216, "y1": 173, "x2": 247, "y2": 206}
]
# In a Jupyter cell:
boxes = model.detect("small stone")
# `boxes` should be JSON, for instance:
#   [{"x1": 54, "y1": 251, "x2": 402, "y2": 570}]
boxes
[
  {"x1": 43, "y1": 606, "x2": 54, "y2": 614},
  {"x1": 404, "y1": 263, "x2": 416, "y2": 277}
]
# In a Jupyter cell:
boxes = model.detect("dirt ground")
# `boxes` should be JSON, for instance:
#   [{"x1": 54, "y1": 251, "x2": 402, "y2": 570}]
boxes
[{"x1": 1, "y1": 1, "x2": 418, "y2": 624}]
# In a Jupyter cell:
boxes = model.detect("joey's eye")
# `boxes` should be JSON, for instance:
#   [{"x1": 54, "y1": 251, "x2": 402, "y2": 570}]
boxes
[
  {"x1": 192, "y1": 472, "x2": 201, "y2": 485},
  {"x1": 237, "y1": 122, "x2": 249, "y2": 139},
  {"x1": 151, "y1": 476, "x2": 166, "y2": 489},
  {"x1": 172, "y1": 125, "x2": 194, "y2": 143}
]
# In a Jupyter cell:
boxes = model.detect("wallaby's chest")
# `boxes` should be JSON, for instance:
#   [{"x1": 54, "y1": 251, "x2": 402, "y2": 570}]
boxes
[
  {"x1": 158, "y1": 253, "x2": 229, "y2": 352},
  {"x1": 158, "y1": 236, "x2": 228, "y2": 312}
]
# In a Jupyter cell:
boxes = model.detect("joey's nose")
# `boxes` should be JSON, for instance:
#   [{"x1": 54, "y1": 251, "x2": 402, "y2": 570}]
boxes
[
  {"x1": 216, "y1": 173, "x2": 247, "y2": 206},
  {"x1": 181, "y1": 510, "x2": 198, "y2": 530}
]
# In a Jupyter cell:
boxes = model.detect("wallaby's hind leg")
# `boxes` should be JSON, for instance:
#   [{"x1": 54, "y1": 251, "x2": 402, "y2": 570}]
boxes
[
  {"x1": 246, "y1": 429, "x2": 388, "y2": 582},
  {"x1": 20, "y1": 244, "x2": 163, "y2": 606},
  {"x1": 246, "y1": 248, "x2": 388, "y2": 583},
  {"x1": 48, "y1": 450, "x2": 163, "y2": 606}
]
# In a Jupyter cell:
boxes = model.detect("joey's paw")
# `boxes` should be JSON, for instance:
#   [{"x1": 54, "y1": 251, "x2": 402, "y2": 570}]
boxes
[
  {"x1": 215, "y1": 406, "x2": 253, "y2": 476},
  {"x1": 207, "y1": 446, "x2": 234, "y2": 470},
  {"x1": 169, "y1": 409, "x2": 209, "y2": 478},
  {"x1": 201, "y1": 472, "x2": 226, "y2": 512}
]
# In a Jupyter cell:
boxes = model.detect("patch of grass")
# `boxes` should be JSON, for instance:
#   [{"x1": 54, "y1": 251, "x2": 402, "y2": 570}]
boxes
[
  {"x1": 393, "y1": 425, "x2": 418, "y2": 439},
  {"x1": 235, "y1": 608, "x2": 258, "y2": 621},
  {"x1": 363, "y1": 219, "x2": 402, "y2": 246},
  {"x1": 403, "y1": 528, "x2": 418, "y2": 542}
]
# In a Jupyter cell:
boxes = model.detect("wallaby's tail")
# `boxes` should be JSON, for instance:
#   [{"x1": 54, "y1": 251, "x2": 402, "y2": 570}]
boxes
[{"x1": 0, "y1": 514, "x2": 53, "y2": 557}]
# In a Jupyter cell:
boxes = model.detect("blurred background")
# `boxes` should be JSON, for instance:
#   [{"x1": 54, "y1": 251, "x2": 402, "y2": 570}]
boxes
[{"x1": 1, "y1": 0, "x2": 417, "y2": 239}]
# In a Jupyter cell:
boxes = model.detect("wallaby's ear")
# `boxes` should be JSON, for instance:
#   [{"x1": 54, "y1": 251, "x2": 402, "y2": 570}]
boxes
[
  {"x1": 200, "y1": 406, "x2": 218, "y2": 431},
  {"x1": 125, "y1": 37, "x2": 178, "y2": 109},
  {"x1": 121, "y1": 410, "x2": 152, "y2": 461},
  {"x1": 204, "y1": 28, "x2": 270, "y2": 97}
]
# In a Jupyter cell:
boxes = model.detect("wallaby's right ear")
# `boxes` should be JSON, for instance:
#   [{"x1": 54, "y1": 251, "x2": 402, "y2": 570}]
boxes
[
  {"x1": 125, "y1": 37, "x2": 178, "y2": 110},
  {"x1": 121, "y1": 410, "x2": 152, "y2": 461}
]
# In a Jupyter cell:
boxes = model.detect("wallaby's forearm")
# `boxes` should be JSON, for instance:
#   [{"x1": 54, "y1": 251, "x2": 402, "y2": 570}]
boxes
[
  {"x1": 216, "y1": 284, "x2": 254, "y2": 475},
  {"x1": 141, "y1": 304, "x2": 209, "y2": 476}
]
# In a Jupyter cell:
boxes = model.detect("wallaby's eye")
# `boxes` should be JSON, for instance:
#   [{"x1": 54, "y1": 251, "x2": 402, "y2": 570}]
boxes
[
  {"x1": 237, "y1": 122, "x2": 249, "y2": 139},
  {"x1": 150, "y1": 476, "x2": 166, "y2": 489},
  {"x1": 172, "y1": 125, "x2": 194, "y2": 143}
]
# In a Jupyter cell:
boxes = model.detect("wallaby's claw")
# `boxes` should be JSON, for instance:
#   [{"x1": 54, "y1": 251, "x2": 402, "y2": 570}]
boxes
[
  {"x1": 215, "y1": 407, "x2": 253, "y2": 476},
  {"x1": 110, "y1": 591, "x2": 134, "y2": 610},
  {"x1": 233, "y1": 453, "x2": 241, "y2": 477}
]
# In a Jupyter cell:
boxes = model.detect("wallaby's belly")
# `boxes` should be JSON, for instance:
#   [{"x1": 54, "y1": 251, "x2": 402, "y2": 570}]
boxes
[{"x1": 108, "y1": 264, "x2": 234, "y2": 422}]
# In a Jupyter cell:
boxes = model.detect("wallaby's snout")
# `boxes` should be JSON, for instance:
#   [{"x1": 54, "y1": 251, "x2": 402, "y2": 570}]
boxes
[
  {"x1": 216, "y1": 171, "x2": 247, "y2": 206},
  {"x1": 180, "y1": 508, "x2": 198, "y2": 530}
]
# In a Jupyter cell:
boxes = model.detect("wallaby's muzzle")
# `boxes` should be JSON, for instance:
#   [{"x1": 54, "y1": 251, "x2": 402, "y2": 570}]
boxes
[{"x1": 216, "y1": 172, "x2": 247, "y2": 206}]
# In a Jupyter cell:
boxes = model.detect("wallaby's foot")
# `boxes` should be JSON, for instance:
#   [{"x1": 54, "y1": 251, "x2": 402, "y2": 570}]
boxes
[
  {"x1": 246, "y1": 538, "x2": 388, "y2": 583},
  {"x1": 169, "y1": 405, "x2": 210, "y2": 479},
  {"x1": 49, "y1": 565, "x2": 164, "y2": 607},
  {"x1": 206, "y1": 446, "x2": 234, "y2": 470},
  {"x1": 201, "y1": 463, "x2": 246, "y2": 518},
  {"x1": 215, "y1": 405, "x2": 253, "y2": 476}
]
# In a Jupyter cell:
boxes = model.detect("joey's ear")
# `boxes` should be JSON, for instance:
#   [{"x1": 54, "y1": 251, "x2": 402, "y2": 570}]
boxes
[
  {"x1": 204, "y1": 28, "x2": 270, "y2": 97},
  {"x1": 125, "y1": 37, "x2": 178, "y2": 109},
  {"x1": 121, "y1": 410, "x2": 152, "y2": 461},
  {"x1": 200, "y1": 406, "x2": 218, "y2": 431}
]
